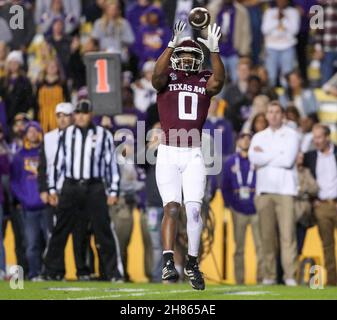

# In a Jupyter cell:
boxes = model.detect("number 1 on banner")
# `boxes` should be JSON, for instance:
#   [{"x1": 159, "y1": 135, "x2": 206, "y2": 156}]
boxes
[{"x1": 95, "y1": 59, "x2": 110, "y2": 93}]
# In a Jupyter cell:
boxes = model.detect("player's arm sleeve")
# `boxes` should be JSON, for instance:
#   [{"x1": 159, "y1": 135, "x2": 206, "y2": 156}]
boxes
[
  {"x1": 104, "y1": 131, "x2": 120, "y2": 197},
  {"x1": 269, "y1": 132, "x2": 300, "y2": 169}
]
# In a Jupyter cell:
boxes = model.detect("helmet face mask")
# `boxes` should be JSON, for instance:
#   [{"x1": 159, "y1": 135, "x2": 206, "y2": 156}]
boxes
[{"x1": 171, "y1": 39, "x2": 204, "y2": 73}]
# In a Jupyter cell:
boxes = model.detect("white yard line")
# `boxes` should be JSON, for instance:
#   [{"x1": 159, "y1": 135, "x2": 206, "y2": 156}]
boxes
[{"x1": 67, "y1": 287, "x2": 265, "y2": 300}]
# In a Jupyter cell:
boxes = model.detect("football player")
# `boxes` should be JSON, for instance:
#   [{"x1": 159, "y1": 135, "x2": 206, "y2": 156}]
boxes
[{"x1": 152, "y1": 21, "x2": 225, "y2": 290}]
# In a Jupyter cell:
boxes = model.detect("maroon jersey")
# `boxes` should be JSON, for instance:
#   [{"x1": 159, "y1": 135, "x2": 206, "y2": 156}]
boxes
[{"x1": 157, "y1": 68, "x2": 212, "y2": 147}]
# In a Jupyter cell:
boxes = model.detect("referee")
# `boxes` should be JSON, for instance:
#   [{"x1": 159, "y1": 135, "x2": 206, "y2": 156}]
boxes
[{"x1": 43, "y1": 100, "x2": 123, "y2": 281}]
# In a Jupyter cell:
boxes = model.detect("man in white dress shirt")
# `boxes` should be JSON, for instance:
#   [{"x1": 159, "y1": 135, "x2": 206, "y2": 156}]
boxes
[
  {"x1": 303, "y1": 124, "x2": 337, "y2": 286},
  {"x1": 248, "y1": 101, "x2": 300, "y2": 286}
]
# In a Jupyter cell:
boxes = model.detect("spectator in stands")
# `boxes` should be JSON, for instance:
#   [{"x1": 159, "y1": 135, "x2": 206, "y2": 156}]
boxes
[
  {"x1": 83, "y1": 0, "x2": 105, "y2": 23},
  {"x1": 242, "y1": 94, "x2": 269, "y2": 132},
  {"x1": 0, "y1": 125, "x2": 9, "y2": 281},
  {"x1": 92, "y1": 0, "x2": 135, "y2": 55},
  {"x1": 0, "y1": 51, "x2": 35, "y2": 125},
  {"x1": 68, "y1": 37, "x2": 100, "y2": 92},
  {"x1": 131, "y1": 60, "x2": 156, "y2": 113},
  {"x1": 295, "y1": 152, "x2": 318, "y2": 255},
  {"x1": 204, "y1": 97, "x2": 235, "y2": 165},
  {"x1": 4, "y1": 114, "x2": 30, "y2": 274},
  {"x1": 133, "y1": 6, "x2": 171, "y2": 69},
  {"x1": 262, "y1": 0, "x2": 300, "y2": 86},
  {"x1": 46, "y1": 18, "x2": 72, "y2": 76},
  {"x1": 222, "y1": 131, "x2": 263, "y2": 284},
  {"x1": 300, "y1": 112, "x2": 319, "y2": 153},
  {"x1": 280, "y1": 70, "x2": 318, "y2": 117},
  {"x1": 161, "y1": 0, "x2": 208, "y2": 39},
  {"x1": 35, "y1": 0, "x2": 80, "y2": 35},
  {"x1": 143, "y1": 122, "x2": 163, "y2": 282},
  {"x1": 0, "y1": 0, "x2": 35, "y2": 51},
  {"x1": 314, "y1": 0, "x2": 337, "y2": 85},
  {"x1": 293, "y1": 0, "x2": 318, "y2": 83},
  {"x1": 252, "y1": 66, "x2": 278, "y2": 100},
  {"x1": 249, "y1": 101, "x2": 300, "y2": 286},
  {"x1": 225, "y1": 75, "x2": 263, "y2": 133},
  {"x1": 240, "y1": 0, "x2": 263, "y2": 66},
  {"x1": 303, "y1": 124, "x2": 337, "y2": 286},
  {"x1": 36, "y1": 58, "x2": 70, "y2": 132},
  {"x1": 27, "y1": 40, "x2": 57, "y2": 85},
  {"x1": 0, "y1": 17, "x2": 12, "y2": 45},
  {"x1": 250, "y1": 112, "x2": 268, "y2": 134},
  {"x1": 10, "y1": 121, "x2": 49, "y2": 281},
  {"x1": 9, "y1": 113, "x2": 29, "y2": 155},
  {"x1": 0, "y1": 42, "x2": 8, "y2": 79},
  {"x1": 126, "y1": 0, "x2": 153, "y2": 34},
  {"x1": 0, "y1": 99, "x2": 7, "y2": 140},
  {"x1": 208, "y1": 0, "x2": 251, "y2": 82},
  {"x1": 285, "y1": 105, "x2": 301, "y2": 130},
  {"x1": 223, "y1": 58, "x2": 251, "y2": 113},
  {"x1": 111, "y1": 86, "x2": 147, "y2": 140},
  {"x1": 110, "y1": 138, "x2": 145, "y2": 282}
]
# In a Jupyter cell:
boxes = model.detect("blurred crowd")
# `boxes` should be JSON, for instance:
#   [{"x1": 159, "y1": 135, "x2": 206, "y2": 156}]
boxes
[{"x1": 0, "y1": 0, "x2": 336, "y2": 285}]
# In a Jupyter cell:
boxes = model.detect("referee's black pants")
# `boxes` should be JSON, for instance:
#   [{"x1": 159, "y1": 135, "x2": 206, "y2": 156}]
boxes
[{"x1": 44, "y1": 179, "x2": 121, "y2": 280}]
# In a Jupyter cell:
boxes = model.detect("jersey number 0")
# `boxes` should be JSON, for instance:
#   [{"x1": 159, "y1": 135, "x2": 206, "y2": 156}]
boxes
[{"x1": 178, "y1": 92, "x2": 198, "y2": 120}]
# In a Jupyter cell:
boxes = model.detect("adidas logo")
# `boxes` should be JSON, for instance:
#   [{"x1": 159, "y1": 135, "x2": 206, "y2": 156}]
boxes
[{"x1": 200, "y1": 77, "x2": 207, "y2": 82}]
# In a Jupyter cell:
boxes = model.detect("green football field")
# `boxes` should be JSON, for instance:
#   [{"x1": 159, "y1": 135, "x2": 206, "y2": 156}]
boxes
[{"x1": 0, "y1": 281, "x2": 337, "y2": 300}]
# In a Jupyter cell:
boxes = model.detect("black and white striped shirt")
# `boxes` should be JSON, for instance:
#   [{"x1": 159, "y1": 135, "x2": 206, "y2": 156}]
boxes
[{"x1": 49, "y1": 124, "x2": 120, "y2": 197}]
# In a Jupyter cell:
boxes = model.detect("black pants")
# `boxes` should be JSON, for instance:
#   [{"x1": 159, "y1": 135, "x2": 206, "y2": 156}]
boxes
[{"x1": 44, "y1": 179, "x2": 121, "y2": 280}]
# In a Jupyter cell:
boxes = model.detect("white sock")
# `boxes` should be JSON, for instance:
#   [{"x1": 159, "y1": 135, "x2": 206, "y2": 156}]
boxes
[{"x1": 185, "y1": 202, "x2": 203, "y2": 257}]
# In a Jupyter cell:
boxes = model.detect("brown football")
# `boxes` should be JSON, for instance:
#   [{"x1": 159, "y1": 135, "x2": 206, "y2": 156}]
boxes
[{"x1": 188, "y1": 7, "x2": 211, "y2": 30}]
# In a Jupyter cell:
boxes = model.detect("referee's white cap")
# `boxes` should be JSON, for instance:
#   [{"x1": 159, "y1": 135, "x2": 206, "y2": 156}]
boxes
[{"x1": 55, "y1": 102, "x2": 74, "y2": 115}]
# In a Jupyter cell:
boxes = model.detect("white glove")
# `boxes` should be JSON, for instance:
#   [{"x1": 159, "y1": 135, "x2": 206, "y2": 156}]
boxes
[
  {"x1": 168, "y1": 21, "x2": 187, "y2": 49},
  {"x1": 197, "y1": 23, "x2": 222, "y2": 53}
]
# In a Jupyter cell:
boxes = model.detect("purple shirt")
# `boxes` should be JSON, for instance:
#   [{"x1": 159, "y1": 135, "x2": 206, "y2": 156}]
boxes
[
  {"x1": 10, "y1": 146, "x2": 45, "y2": 211},
  {"x1": 126, "y1": 2, "x2": 152, "y2": 34},
  {"x1": 222, "y1": 153, "x2": 256, "y2": 215},
  {"x1": 134, "y1": 25, "x2": 171, "y2": 68},
  {"x1": 217, "y1": 4, "x2": 237, "y2": 58}
]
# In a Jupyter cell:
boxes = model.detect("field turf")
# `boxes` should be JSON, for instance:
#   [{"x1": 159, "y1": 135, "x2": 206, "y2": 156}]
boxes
[{"x1": 0, "y1": 281, "x2": 337, "y2": 300}]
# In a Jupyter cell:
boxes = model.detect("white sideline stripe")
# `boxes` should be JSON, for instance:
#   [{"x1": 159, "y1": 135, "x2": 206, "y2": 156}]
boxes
[
  {"x1": 67, "y1": 287, "x2": 262, "y2": 300},
  {"x1": 48, "y1": 287, "x2": 148, "y2": 292}
]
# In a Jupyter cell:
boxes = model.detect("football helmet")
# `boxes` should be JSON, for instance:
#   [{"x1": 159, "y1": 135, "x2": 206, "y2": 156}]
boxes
[{"x1": 171, "y1": 38, "x2": 204, "y2": 73}]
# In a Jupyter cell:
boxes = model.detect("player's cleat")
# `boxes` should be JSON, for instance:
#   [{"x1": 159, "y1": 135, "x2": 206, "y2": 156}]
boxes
[
  {"x1": 162, "y1": 260, "x2": 179, "y2": 282},
  {"x1": 184, "y1": 263, "x2": 205, "y2": 291}
]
